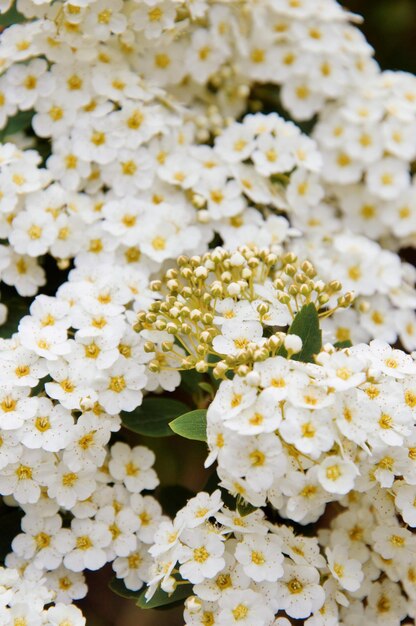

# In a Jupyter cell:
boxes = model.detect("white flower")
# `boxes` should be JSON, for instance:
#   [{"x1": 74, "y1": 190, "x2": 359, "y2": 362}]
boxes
[
  {"x1": 213, "y1": 320, "x2": 264, "y2": 357},
  {"x1": 365, "y1": 580, "x2": 408, "y2": 625},
  {"x1": 176, "y1": 491, "x2": 223, "y2": 530},
  {"x1": 112, "y1": 541, "x2": 153, "y2": 591},
  {"x1": 394, "y1": 483, "x2": 416, "y2": 527},
  {"x1": 12, "y1": 513, "x2": 74, "y2": 570},
  {"x1": 317, "y1": 455, "x2": 359, "y2": 495},
  {"x1": 325, "y1": 545, "x2": 363, "y2": 592},
  {"x1": 217, "y1": 588, "x2": 274, "y2": 626},
  {"x1": 366, "y1": 157, "x2": 410, "y2": 200},
  {"x1": 108, "y1": 442, "x2": 158, "y2": 493},
  {"x1": 372, "y1": 525, "x2": 416, "y2": 561},
  {"x1": 96, "y1": 505, "x2": 140, "y2": 558},
  {"x1": 234, "y1": 533, "x2": 284, "y2": 582},
  {"x1": 130, "y1": 493, "x2": 164, "y2": 544},
  {"x1": 0, "y1": 448, "x2": 53, "y2": 504},
  {"x1": 64, "y1": 519, "x2": 111, "y2": 572},
  {"x1": 20, "y1": 398, "x2": 74, "y2": 452},
  {"x1": 63, "y1": 413, "x2": 111, "y2": 472},
  {"x1": 45, "y1": 566, "x2": 87, "y2": 603},
  {"x1": 193, "y1": 551, "x2": 250, "y2": 602},
  {"x1": 45, "y1": 603, "x2": 86, "y2": 626},
  {"x1": 9, "y1": 209, "x2": 58, "y2": 257},
  {"x1": 280, "y1": 406, "x2": 334, "y2": 459},
  {"x1": 0, "y1": 385, "x2": 38, "y2": 430},
  {"x1": 275, "y1": 561, "x2": 325, "y2": 619},
  {"x1": 179, "y1": 527, "x2": 225, "y2": 585}
]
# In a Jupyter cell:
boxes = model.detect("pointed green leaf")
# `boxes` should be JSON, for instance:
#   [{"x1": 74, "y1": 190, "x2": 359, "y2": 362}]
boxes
[
  {"x1": 279, "y1": 303, "x2": 322, "y2": 363},
  {"x1": 136, "y1": 582, "x2": 193, "y2": 610},
  {"x1": 110, "y1": 575, "x2": 193, "y2": 609},
  {"x1": 121, "y1": 397, "x2": 189, "y2": 437},
  {"x1": 169, "y1": 409, "x2": 207, "y2": 441},
  {"x1": 109, "y1": 577, "x2": 143, "y2": 599}
]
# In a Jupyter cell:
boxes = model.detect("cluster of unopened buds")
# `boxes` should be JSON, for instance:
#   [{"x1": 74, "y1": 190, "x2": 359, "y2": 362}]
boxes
[{"x1": 134, "y1": 246, "x2": 354, "y2": 379}]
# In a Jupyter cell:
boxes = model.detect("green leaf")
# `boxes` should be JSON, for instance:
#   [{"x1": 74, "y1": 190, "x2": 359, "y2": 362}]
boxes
[
  {"x1": 179, "y1": 369, "x2": 203, "y2": 395},
  {"x1": 279, "y1": 303, "x2": 322, "y2": 363},
  {"x1": 0, "y1": 296, "x2": 31, "y2": 339},
  {"x1": 334, "y1": 340, "x2": 352, "y2": 349},
  {"x1": 236, "y1": 496, "x2": 257, "y2": 517},
  {"x1": 109, "y1": 575, "x2": 193, "y2": 610},
  {"x1": 109, "y1": 577, "x2": 143, "y2": 600},
  {"x1": 121, "y1": 397, "x2": 189, "y2": 438},
  {"x1": 158, "y1": 484, "x2": 195, "y2": 518},
  {"x1": 0, "y1": 110, "x2": 34, "y2": 142},
  {"x1": 136, "y1": 582, "x2": 193, "y2": 610},
  {"x1": 0, "y1": 3, "x2": 25, "y2": 29},
  {"x1": 169, "y1": 409, "x2": 207, "y2": 441}
]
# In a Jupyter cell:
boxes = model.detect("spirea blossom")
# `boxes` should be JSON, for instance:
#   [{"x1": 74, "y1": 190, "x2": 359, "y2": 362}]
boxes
[{"x1": 0, "y1": 0, "x2": 415, "y2": 623}]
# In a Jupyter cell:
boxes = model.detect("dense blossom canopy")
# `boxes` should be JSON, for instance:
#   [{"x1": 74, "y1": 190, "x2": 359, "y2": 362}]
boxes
[{"x1": 0, "y1": 1, "x2": 415, "y2": 625}]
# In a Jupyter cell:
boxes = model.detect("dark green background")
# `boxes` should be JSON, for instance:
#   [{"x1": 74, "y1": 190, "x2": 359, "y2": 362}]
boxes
[{"x1": 341, "y1": 0, "x2": 416, "y2": 74}]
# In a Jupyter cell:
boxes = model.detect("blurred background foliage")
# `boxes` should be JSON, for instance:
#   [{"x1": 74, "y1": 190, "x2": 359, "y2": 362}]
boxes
[{"x1": 341, "y1": 0, "x2": 416, "y2": 74}]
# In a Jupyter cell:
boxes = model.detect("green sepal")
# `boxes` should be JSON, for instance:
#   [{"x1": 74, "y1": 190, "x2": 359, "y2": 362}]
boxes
[{"x1": 334, "y1": 340, "x2": 352, "y2": 349}]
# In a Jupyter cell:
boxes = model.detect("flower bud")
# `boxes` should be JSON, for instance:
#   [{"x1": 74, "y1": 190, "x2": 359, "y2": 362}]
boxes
[
  {"x1": 227, "y1": 282, "x2": 241, "y2": 296},
  {"x1": 150, "y1": 280, "x2": 162, "y2": 291},
  {"x1": 284, "y1": 334, "x2": 303, "y2": 355},
  {"x1": 245, "y1": 370, "x2": 261, "y2": 386}
]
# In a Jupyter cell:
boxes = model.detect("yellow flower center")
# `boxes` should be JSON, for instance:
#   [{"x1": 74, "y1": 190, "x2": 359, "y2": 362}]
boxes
[
  {"x1": 16, "y1": 465, "x2": 33, "y2": 480},
  {"x1": 109, "y1": 376, "x2": 126, "y2": 393},
  {"x1": 193, "y1": 546, "x2": 209, "y2": 563},
  {"x1": 287, "y1": 578, "x2": 303, "y2": 594},
  {"x1": 251, "y1": 550, "x2": 265, "y2": 565},
  {"x1": 326, "y1": 464, "x2": 341, "y2": 481},
  {"x1": 35, "y1": 532, "x2": 51, "y2": 549},
  {"x1": 35, "y1": 416, "x2": 51, "y2": 432},
  {"x1": 232, "y1": 604, "x2": 249, "y2": 620},
  {"x1": 76, "y1": 535, "x2": 93, "y2": 550}
]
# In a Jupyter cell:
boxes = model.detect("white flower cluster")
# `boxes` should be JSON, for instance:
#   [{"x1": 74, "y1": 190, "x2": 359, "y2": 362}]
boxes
[
  {"x1": 0, "y1": 144, "x2": 50, "y2": 297},
  {"x1": 0, "y1": 0, "x2": 414, "y2": 351},
  {"x1": 0, "y1": 267, "x2": 167, "y2": 617},
  {"x1": 0, "y1": 0, "x2": 375, "y2": 126},
  {"x1": 0, "y1": 420, "x2": 163, "y2": 616},
  {"x1": 295, "y1": 232, "x2": 416, "y2": 351},
  {"x1": 315, "y1": 70, "x2": 416, "y2": 248},
  {"x1": 148, "y1": 487, "x2": 416, "y2": 625},
  {"x1": 206, "y1": 340, "x2": 416, "y2": 515},
  {"x1": 0, "y1": 564, "x2": 86, "y2": 624}
]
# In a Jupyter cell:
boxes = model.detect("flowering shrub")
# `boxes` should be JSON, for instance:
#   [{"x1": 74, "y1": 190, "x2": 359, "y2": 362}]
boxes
[{"x1": 0, "y1": 1, "x2": 415, "y2": 625}]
